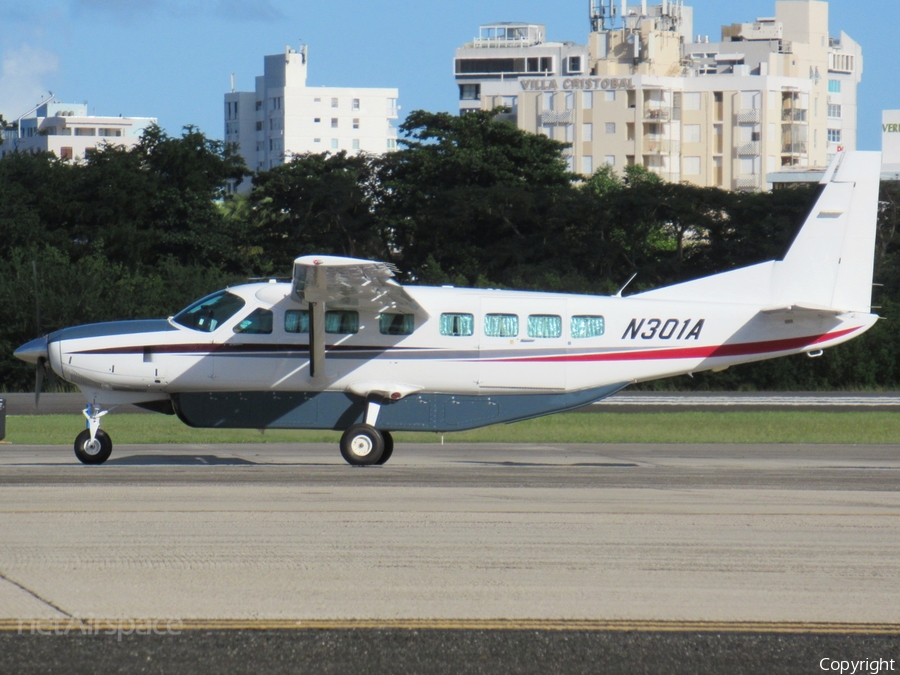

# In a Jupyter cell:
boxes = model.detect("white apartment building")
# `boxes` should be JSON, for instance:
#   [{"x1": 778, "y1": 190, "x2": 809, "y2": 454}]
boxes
[
  {"x1": 1, "y1": 101, "x2": 155, "y2": 161},
  {"x1": 456, "y1": 0, "x2": 861, "y2": 191},
  {"x1": 225, "y1": 46, "x2": 399, "y2": 191},
  {"x1": 883, "y1": 111, "x2": 900, "y2": 178}
]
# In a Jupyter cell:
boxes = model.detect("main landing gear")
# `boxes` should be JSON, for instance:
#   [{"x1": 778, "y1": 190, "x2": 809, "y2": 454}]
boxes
[
  {"x1": 338, "y1": 397, "x2": 394, "y2": 466},
  {"x1": 74, "y1": 404, "x2": 112, "y2": 465}
]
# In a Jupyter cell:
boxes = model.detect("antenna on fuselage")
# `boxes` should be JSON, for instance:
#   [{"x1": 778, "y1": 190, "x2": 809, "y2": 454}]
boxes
[{"x1": 614, "y1": 272, "x2": 638, "y2": 298}]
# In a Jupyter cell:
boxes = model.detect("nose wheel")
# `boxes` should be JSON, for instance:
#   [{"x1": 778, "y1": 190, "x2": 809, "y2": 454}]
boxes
[
  {"x1": 74, "y1": 404, "x2": 113, "y2": 465},
  {"x1": 74, "y1": 428, "x2": 113, "y2": 464}
]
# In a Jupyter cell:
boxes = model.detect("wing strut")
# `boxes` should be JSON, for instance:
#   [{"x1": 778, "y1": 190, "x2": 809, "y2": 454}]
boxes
[{"x1": 306, "y1": 263, "x2": 328, "y2": 380}]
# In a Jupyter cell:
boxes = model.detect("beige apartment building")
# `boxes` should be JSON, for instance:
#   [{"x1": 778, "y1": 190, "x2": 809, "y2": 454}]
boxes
[{"x1": 456, "y1": 0, "x2": 861, "y2": 190}]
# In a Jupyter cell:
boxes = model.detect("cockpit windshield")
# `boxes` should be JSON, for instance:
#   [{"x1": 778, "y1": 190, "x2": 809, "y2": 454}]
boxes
[{"x1": 172, "y1": 291, "x2": 246, "y2": 333}]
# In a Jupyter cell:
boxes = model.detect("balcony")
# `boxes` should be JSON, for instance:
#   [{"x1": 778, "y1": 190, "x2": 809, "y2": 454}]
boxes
[
  {"x1": 738, "y1": 141, "x2": 761, "y2": 156},
  {"x1": 736, "y1": 175, "x2": 760, "y2": 190},
  {"x1": 643, "y1": 138, "x2": 680, "y2": 154},
  {"x1": 782, "y1": 142, "x2": 808, "y2": 154},
  {"x1": 643, "y1": 105, "x2": 670, "y2": 121},
  {"x1": 782, "y1": 109, "x2": 807, "y2": 123},
  {"x1": 736, "y1": 109, "x2": 761, "y2": 124},
  {"x1": 541, "y1": 110, "x2": 573, "y2": 125}
]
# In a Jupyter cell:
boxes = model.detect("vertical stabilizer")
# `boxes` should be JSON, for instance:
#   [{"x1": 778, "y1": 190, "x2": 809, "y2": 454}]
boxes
[
  {"x1": 771, "y1": 151, "x2": 881, "y2": 312},
  {"x1": 635, "y1": 151, "x2": 881, "y2": 311}
]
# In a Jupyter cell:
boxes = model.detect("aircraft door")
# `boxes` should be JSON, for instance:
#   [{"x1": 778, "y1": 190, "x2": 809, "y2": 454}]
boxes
[{"x1": 478, "y1": 299, "x2": 567, "y2": 392}]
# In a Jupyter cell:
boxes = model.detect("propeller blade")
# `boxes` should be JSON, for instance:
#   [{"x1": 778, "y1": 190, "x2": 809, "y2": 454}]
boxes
[{"x1": 35, "y1": 358, "x2": 46, "y2": 409}]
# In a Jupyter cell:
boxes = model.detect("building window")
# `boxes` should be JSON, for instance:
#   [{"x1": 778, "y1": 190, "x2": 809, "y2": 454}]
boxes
[
  {"x1": 352, "y1": 139, "x2": 360, "y2": 150},
  {"x1": 331, "y1": 97, "x2": 339, "y2": 108},
  {"x1": 583, "y1": 91, "x2": 593, "y2": 109},
  {"x1": 605, "y1": 122, "x2": 616, "y2": 135},
  {"x1": 542, "y1": 92, "x2": 554, "y2": 111},
  {"x1": 583, "y1": 123, "x2": 593, "y2": 141},
  {"x1": 331, "y1": 118, "x2": 338, "y2": 128},
  {"x1": 527, "y1": 315, "x2": 562, "y2": 338},
  {"x1": 605, "y1": 90, "x2": 615, "y2": 102},
  {"x1": 331, "y1": 139, "x2": 338, "y2": 149},
  {"x1": 75, "y1": 128, "x2": 96, "y2": 136},
  {"x1": 565, "y1": 124, "x2": 574, "y2": 142},
  {"x1": 827, "y1": 129, "x2": 842, "y2": 143},
  {"x1": 565, "y1": 156, "x2": 574, "y2": 172},
  {"x1": 827, "y1": 104, "x2": 842, "y2": 119},
  {"x1": 387, "y1": 138, "x2": 397, "y2": 150},
  {"x1": 604, "y1": 155, "x2": 615, "y2": 166},
  {"x1": 352, "y1": 98, "x2": 360, "y2": 110},
  {"x1": 256, "y1": 121, "x2": 263, "y2": 131},
  {"x1": 459, "y1": 83, "x2": 481, "y2": 101},
  {"x1": 565, "y1": 92, "x2": 575, "y2": 110},
  {"x1": 60, "y1": 147, "x2": 73, "y2": 160},
  {"x1": 684, "y1": 156, "x2": 701, "y2": 175},
  {"x1": 440, "y1": 313, "x2": 474, "y2": 336},
  {"x1": 314, "y1": 118, "x2": 321, "y2": 123},
  {"x1": 314, "y1": 138, "x2": 321, "y2": 143},
  {"x1": 571, "y1": 316, "x2": 605, "y2": 338},
  {"x1": 484, "y1": 314, "x2": 518, "y2": 337},
  {"x1": 352, "y1": 118, "x2": 360, "y2": 129},
  {"x1": 568, "y1": 56, "x2": 582, "y2": 73},
  {"x1": 582, "y1": 156, "x2": 593, "y2": 175},
  {"x1": 828, "y1": 79, "x2": 841, "y2": 93}
]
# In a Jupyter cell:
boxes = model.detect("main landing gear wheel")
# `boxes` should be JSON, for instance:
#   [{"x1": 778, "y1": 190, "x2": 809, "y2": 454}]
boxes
[
  {"x1": 74, "y1": 428, "x2": 113, "y2": 465},
  {"x1": 339, "y1": 424, "x2": 384, "y2": 466},
  {"x1": 376, "y1": 431, "x2": 394, "y2": 465}
]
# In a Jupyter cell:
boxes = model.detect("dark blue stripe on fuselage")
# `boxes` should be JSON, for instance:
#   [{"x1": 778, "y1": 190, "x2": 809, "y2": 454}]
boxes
[{"x1": 49, "y1": 319, "x2": 176, "y2": 343}]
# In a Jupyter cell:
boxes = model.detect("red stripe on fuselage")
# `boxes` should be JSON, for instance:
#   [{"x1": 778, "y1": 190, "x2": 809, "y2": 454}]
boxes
[{"x1": 484, "y1": 326, "x2": 863, "y2": 363}]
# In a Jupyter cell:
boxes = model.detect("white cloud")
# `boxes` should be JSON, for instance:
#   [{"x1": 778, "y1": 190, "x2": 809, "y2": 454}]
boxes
[{"x1": 0, "y1": 45, "x2": 60, "y2": 120}]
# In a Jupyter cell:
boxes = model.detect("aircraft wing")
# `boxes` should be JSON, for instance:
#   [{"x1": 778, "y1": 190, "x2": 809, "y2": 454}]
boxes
[
  {"x1": 291, "y1": 255, "x2": 424, "y2": 315},
  {"x1": 290, "y1": 255, "x2": 424, "y2": 380}
]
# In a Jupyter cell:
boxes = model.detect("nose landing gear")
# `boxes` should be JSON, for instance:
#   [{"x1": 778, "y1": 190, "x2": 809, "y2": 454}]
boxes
[{"x1": 74, "y1": 404, "x2": 112, "y2": 465}]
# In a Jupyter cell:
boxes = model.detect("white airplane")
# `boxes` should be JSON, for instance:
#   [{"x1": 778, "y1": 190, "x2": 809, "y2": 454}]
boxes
[{"x1": 15, "y1": 151, "x2": 882, "y2": 466}]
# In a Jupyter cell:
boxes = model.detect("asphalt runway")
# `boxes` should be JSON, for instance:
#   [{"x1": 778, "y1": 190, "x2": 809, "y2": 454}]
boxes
[{"x1": 2, "y1": 442, "x2": 900, "y2": 672}]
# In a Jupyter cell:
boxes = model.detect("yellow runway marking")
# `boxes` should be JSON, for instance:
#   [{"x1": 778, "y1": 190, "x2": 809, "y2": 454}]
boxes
[{"x1": 3, "y1": 619, "x2": 900, "y2": 634}]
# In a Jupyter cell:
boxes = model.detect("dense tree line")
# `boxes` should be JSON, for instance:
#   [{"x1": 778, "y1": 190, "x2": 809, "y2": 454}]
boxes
[{"x1": 1, "y1": 111, "x2": 899, "y2": 392}]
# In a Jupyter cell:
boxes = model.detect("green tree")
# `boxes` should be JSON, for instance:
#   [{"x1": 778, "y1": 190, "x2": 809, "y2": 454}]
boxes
[
  {"x1": 248, "y1": 151, "x2": 385, "y2": 273},
  {"x1": 378, "y1": 109, "x2": 574, "y2": 286}
]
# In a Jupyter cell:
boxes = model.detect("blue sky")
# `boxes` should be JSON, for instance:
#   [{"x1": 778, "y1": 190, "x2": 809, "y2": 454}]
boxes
[{"x1": 0, "y1": 0, "x2": 896, "y2": 150}]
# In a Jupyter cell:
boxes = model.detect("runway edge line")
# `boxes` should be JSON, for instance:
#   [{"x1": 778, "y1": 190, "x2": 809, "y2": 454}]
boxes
[{"x1": 3, "y1": 619, "x2": 900, "y2": 634}]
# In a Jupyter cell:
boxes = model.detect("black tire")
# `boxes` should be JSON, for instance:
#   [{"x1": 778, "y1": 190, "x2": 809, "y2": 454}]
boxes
[
  {"x1": 74, "y1": 428, "x2": 113, "y2": 465},
  {"x1": 339, "y1": 424, "x2": 384, "y2": 466},
  {"x1": 376, "y1": 431, "x2": 394, "y2": 465}
]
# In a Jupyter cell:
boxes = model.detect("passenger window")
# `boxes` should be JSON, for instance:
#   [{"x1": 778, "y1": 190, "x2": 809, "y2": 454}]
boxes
[
  {"x1": 379, "y1": 313, "x2": 415, "y2": 335},
  {"x1": 571, "y1": 315, "x2": 605, "y2": 338},
  {"x1": 285, "y1": 310, "x2": 309, "y2": 334},
  {"x1": 325, "y1": 310, "x2": 359, "y2": 334},
  {"x1": 234, "y1": 308, "x2": 273, "y2": 334},
  {"x1": 484, "y1": 314, "x2": 519, "y2": 337},
  {"x1": 527, "y1": 315, "x2": 562, "y2": 338},
  {"x1": 439, "y1": 313, "x2": 474, "y2": 337}
]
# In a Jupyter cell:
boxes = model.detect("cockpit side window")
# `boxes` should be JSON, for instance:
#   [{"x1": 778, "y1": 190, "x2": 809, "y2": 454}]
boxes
[
  {"x1": 173, "y1": 291, "x2": 246, "y2": 333},
  {"x1": 233, "y1": 308, "x2": 273, "y2": 334}
]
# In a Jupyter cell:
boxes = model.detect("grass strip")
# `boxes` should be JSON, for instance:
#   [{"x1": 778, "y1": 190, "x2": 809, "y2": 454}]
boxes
[{"x1": 5, "y1": 411, "x2": 900, "y2": 445}]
